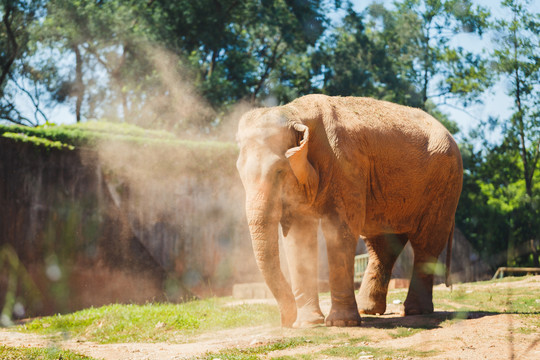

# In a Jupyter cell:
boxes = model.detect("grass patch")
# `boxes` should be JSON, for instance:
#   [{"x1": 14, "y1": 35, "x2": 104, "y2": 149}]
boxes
[
  {"x1": 319, "y1": 345, "x2": 438, "y2": 359},
  {"x1": 201, "y1": 332, "x2": 437, "y2": 360},
  {"x1": 0, "y1": 345, "x2": 97, "y2": 360},
  {"x1": 385, "y1": 288, "x2": 407, "y2": 304},
  {"x1": 0, "y1": 120, "x2": 239, "y2": 177},
  {"x1": 21, "y1": 298, "x2": 279, "y2": 343},
  {"x1": 389, "y1": 326, "x2": 423, "y2": 338},
  {"x1": 200, "y1": 330, "x2": 374, "y2": 360},
  {"x1": 385, "y1": 276, "x2": 540, "y2": 315},
  {"x1": 199, "y1": 337, "x2": 313, "y2": 360},
  {"x1": 2, "y1": 132, "x2": 75, "y2": 150},
  {"x1": 433, "y1": 278, "x2": 540, "y2": 314},
  {"x1": 0, "y1": 121, "x2": 237, "y2": 151},
  {"x1": 517, "y1": 313, "x2": 540, "y2": 334}
]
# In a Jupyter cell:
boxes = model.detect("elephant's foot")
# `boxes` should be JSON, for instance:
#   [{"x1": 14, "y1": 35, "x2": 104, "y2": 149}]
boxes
[
  {"x1": 325, "y1": 307, "x2": 362, "y2": 327},
  {"x1": 358, "y1": 305, "x2": 387, "y2": 315},
  {"x1": 293, "y1": 307, "x2": 325, "y2": 328},
  {"x1": 403, "y1": 297, "x2": 434, "y2": 316},
  {"x1": 403, "y1": 270, "x2": 434, "y2": 316},
  {"x1": 278, "y1": 299, "x2": 298, "y2": 327},
  {"x1": 357, "y1": 294, "x2": 387, "y2": 315}
]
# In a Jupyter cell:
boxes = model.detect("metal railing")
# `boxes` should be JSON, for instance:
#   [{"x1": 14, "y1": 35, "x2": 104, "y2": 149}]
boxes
[{"x1": 354, "y1": 254, "x2": 369, "y2": 283}]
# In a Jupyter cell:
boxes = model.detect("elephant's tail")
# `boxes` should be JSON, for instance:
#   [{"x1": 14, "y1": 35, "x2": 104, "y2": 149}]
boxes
[{"x1": 445, "y1": 221, "x2": 454, "y2": 287}]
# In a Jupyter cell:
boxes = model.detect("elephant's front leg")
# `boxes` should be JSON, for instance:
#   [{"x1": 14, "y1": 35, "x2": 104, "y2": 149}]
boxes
[
  {"x1": 321, "y1": 214, "x2": 362, "y2": 327},
  {"x1": 283, "y1": 216, "x2": 325, "y2": 328}
]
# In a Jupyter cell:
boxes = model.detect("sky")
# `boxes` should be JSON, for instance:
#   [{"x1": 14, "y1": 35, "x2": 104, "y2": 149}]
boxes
[{"x1": 13, "y1": 0, "x2": 540, "y2": 141}]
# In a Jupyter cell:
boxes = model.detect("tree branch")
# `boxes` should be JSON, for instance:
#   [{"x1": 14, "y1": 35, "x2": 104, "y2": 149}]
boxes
[
  {"x1": 252, "y1": 36, "x2": 284, "y2": 101},
  {"x1": 0, "y1": 102, "x2": 35, "y2": 127},
  {"x1": 81, "y1": 43, "x2": 112, "y2": 73},
  {"x1": 0, "y1": 5, "x2": 18, "y2": 90},
  {"x1": 435, "y1": 100, "x2": 483, "y2": 123},
  {"x1": 11, "y1": 76, "x2": 48, "y2": 125}
]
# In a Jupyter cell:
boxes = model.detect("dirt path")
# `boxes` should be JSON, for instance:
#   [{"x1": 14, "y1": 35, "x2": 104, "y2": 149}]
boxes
[
  {"x1": 2, "y1": 312, "x2": 538, "y2": 359},
  {"x1": 1, "y1": 277, "x2": 539, "y2": 359}
]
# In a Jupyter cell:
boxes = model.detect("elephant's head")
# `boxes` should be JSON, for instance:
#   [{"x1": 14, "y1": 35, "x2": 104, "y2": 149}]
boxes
[{"x1": 236, "y1": 107, "x2": 319, "y2": 327}]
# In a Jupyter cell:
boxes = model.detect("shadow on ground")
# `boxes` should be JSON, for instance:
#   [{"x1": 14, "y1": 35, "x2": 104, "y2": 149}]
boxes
[{"x1": 361, "y1": 310, "x2": 508, "y2": 330}]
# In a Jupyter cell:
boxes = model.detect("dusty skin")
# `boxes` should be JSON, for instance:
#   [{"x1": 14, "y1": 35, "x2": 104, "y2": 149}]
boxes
[
  {"x1": 236, "y1": 95, "x2": 463, "y2": 327},
  {"x1": 1, "y1": 277, "x2": 539, "y2": 360}
]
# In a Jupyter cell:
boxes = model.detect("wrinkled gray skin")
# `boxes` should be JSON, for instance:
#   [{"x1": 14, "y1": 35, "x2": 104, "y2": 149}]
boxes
[{"x1": 236, "y1": 95, "x2": 463, "y2": 328}]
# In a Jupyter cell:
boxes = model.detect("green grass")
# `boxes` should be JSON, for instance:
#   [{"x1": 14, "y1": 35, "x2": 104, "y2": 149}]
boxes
[
  {"x1": 319, "y1": 345, "x2": 438, "y2": 359},
  {"x1": 21, "y1": 298, "x2": 279, "y2": 343},
  {"x1": 0, "y1": 120, "x2": 239, "y2": 177},
  {"x1": 201, "y1": 339, "x2": 437, "y2": 360},
  {"x1": 0, "y1": 120, "x2": 238, "y2": 152},
  {"x1": 1, "y1": 132, "x2": 75, "y2": 150},
  {"x1": 433, "y1": 277, "x2": 540, "y2": 314},
  {"x1": 0, "y1": 345, "x2": 97, "y2": 360},
  {"x1": 199, "y1": 337, "x2": 313, "y2": 360},
  {"x1": 385, "y1": 275, "x2": 540, "y2": 315},
  {"x1": 199, "y1": 332, "x2": 370, "y2": 360},
  {"x1": 388, "y1": 326, "x2": 424, "y2": 338}
]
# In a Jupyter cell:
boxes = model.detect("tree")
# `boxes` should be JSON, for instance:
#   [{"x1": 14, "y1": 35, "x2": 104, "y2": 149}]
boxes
[
  {"x1": 312, "y1": 5, "x2": 460, "y2": 133},
  {"x1": 148, "y1": 0, "x2": 338, "y2": 108},
  {"x1": 492, "y1": 0, "x2": 539, "y2": 200},
  {"x1": 364, "y1": 0, "x2": 492, "y2": 111},
  {"x1": 37, "y1": 0, "x2": 155, "y2": 123},
  {"x1": 456, "y1": 0, "x2": 539, "y2": 268},
  {"x1": 313, "y1": 8, "x2": 423, "y2": 106},
  {"x1": 0, "y1": 0, "x2": 46, "y2": 125},
  {"x1": 29, "y1": 0, "x2": 339, "y2": 131},
  {"x1": 486, "y1": 0, "x2": 539, "y2": 266},
  {"x1": 457, "y1": 139, "x2": 540, "y2": 268}
]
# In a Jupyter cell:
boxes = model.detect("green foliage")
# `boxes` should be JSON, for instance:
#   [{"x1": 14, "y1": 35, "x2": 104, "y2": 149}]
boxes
[
  {"x1": 0, "y1": 245, "x2": 41, "y2": 327},
  {"x1": 491, "y1": 0, "x2": 539, "y2": 200},
  {"x1": 458, "y1": 128, "x2": 540, "y2": 266},
  {"x1": 22, "y1": 0, "x2": 340, "y2": 128},
  {"x1": 453, "y1": 0, "x2": 540, "y2": 268},
  {"x1": 313, "y1": 8, "x2": 423, "y2": 107},
  {"x1": 363, "y1": 0, "x2": 492, "y2": 109},
  {"x1": 0, "y1": 120, "x2": 237, "y2": 153},
  {"x1": 1, "y1": 131, "x2": 74, "y2": 150},
  {"x1": 0, "y1": 346, "x2": 97, "y2": 360}
]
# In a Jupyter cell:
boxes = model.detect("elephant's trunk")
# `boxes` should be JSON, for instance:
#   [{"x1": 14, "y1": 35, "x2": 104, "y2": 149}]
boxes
[{"x1": 246, "y1": 200, "x2": 296, "y2": 327}]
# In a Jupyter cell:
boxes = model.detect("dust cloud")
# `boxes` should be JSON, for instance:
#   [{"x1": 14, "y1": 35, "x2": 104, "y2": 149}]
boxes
[
  {"x1": 140, "y1": 46, "x2": 216, "y2": 134},
  {"x1": 82, "y1": 46, "x2": 263, "y2": 302}
]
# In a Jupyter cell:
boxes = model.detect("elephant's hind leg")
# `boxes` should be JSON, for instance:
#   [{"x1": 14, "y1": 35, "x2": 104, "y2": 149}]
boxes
[
  {"x1": 357, "y1": 234, "x2": 407, "y2": 315},
  {"x1": 321, "y1": 214, "x2": 362, "y2": 327},
  {"x1": 404, "y1": 221, "x2": 452, "y2": 315}
]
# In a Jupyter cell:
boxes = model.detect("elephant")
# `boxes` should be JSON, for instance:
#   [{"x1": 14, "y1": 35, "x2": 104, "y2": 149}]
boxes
[{"x1": 235, "y1": 94, "x2": 463, "y2": 328}]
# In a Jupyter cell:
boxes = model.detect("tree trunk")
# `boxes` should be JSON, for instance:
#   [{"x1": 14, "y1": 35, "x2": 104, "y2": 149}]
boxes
[{"x1": 73, "y1": 45, "x2": 84, "y2": 123}]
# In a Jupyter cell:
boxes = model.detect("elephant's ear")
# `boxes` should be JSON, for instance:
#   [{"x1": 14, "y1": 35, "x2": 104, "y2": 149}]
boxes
[{"x1": 285, "y1": 123, "x2": 319, "y2": 204}]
